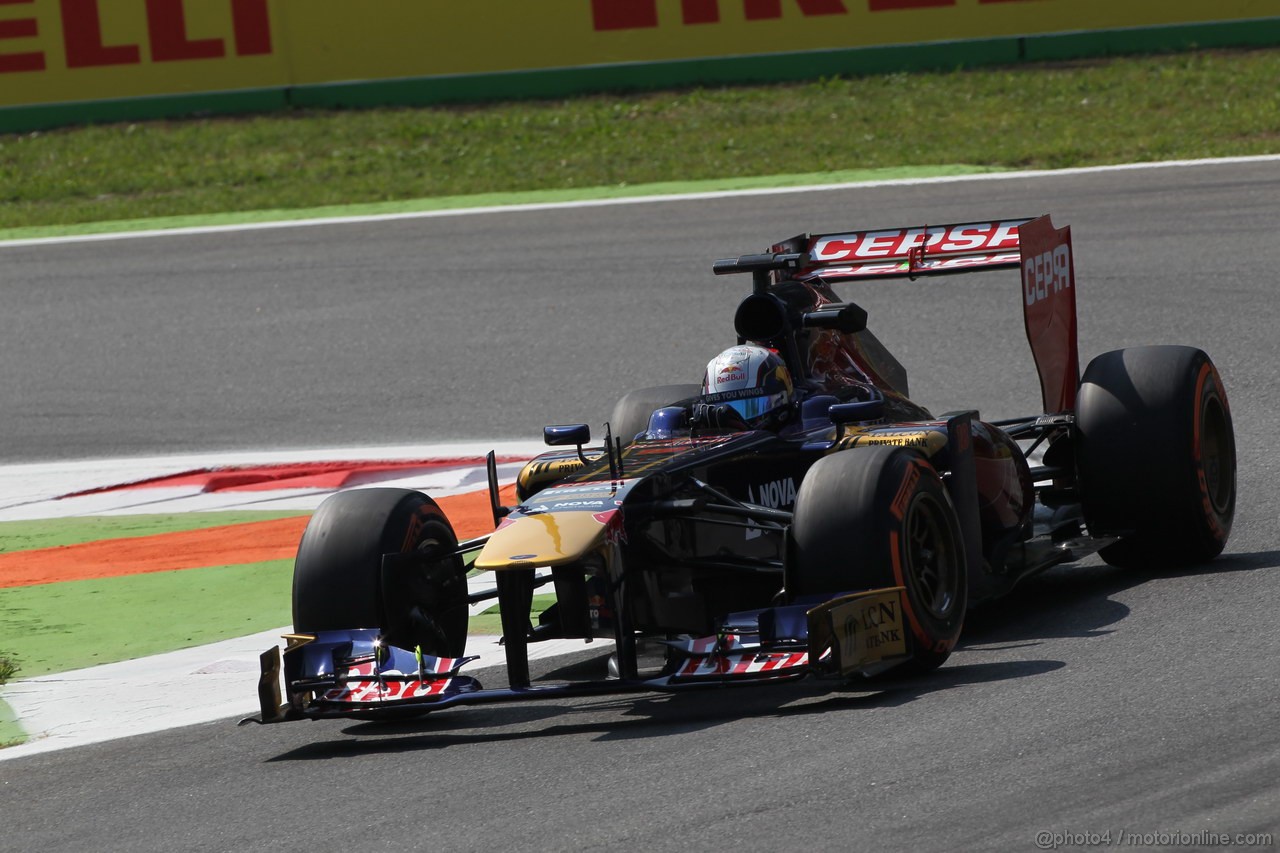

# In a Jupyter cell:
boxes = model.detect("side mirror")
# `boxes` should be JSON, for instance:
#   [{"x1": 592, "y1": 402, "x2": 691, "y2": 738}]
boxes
[
  {"x1": 544, "y1": 424, "x2": 591, "y2": 447},
  {"x1": 800, "y1": 395, "x2": 839, "y2": 430},
  {"x1": 829, "y1": 400, "x2": 884, "y2": 425}
]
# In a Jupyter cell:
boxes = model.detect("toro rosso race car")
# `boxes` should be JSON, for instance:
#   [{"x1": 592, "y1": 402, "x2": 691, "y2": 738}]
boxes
[{"x1": 253, "y1": 215, "x2": 1236, "y2": 724}]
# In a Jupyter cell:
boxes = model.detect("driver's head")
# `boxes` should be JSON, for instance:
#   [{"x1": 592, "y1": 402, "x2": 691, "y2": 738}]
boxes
[{"x1": 700, "y1": 345, "x2": 794, "y2": 428}]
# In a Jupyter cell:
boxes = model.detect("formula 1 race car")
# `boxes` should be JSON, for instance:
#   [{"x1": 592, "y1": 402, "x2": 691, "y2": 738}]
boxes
[{"x1": 253, "y1": 215, "x2": 1236, "y2": 724}]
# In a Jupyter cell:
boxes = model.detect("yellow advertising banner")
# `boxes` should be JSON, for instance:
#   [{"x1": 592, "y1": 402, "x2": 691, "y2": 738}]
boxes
[{"x1": 1, "y1": 0, "x2": 1277, "y2": 108}]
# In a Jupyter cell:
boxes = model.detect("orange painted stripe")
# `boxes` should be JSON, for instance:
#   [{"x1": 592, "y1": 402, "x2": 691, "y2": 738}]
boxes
[
  {"x1": 0, "y1": 486, "x2": 515, "y2": 589},
  {"x1": 0, "y1": 516, "x2": 310, "y2": 588}
]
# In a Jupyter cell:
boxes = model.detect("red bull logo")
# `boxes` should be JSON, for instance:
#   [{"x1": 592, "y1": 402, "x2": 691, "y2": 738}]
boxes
[{"x1": 716, "y1": 362, "x2": 746, "y2": 386}]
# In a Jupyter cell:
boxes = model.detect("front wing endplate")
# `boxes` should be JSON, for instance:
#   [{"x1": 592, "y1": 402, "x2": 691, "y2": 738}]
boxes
[{"x1": 806, "y1": 587, "x2": 909, "y2": 677}]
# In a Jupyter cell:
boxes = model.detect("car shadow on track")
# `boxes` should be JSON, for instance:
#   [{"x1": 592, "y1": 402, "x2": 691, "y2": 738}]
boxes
[
  {"x1": 261, "y1": 550, "x2": 1276, "y2": 762},
  {"x1": 263, "y1": 656, "x2": 1065, "y2": 762},
  {"x1": 960, "y1": 546, "x2": 1279, "y2": 648},
  {"x1": 265, "y1": 660, "x2": 1064, "y2": 761},
  {"x1": 1159, "y1": 548, "x2": 1280, "y2": 576}
]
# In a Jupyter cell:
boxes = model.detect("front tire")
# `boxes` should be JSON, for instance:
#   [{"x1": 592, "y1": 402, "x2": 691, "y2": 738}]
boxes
[
  {"x1": 1076, "y1": 346, "x2": 1236, "y2": 569},
  {"x1": 790, "y1": 447, "x2": 967, "y2": 674},
  {"x1": 292, "y1": 488, "x2": 468, "y2": 657}
]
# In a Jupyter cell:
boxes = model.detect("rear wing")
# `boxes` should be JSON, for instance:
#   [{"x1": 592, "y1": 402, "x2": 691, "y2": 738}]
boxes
[
  {"x1": 714, "y1": 215, "x2": 1079, "y2": 414},
  {"x1": 771, "y1": 218, "x2": 1029, "y2": 281}
]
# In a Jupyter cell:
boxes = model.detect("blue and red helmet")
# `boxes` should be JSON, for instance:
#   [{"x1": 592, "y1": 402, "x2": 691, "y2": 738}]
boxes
[{"x1": 700, "y1": 345, "x2": 795, "y2": 426}]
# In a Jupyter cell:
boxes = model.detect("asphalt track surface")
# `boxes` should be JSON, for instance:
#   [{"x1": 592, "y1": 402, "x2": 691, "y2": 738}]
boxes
[{"x1": 3, "y1": 160, "x2": 1279, "y2": 852}]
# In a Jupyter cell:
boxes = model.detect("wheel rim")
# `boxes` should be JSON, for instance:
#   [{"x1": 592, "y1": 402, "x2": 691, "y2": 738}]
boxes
[
  {"x1": 394, "y1": 531, "x2": 467, "y2": 656},
  {"x1": 903, "y1": 493, "x2": 960, "y2": 620},
  {"x1": 1199, "y1": 394, "x2": 1234, "y2": 517}
]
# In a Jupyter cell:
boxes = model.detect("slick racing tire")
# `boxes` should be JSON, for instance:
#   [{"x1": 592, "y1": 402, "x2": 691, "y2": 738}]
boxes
[
  {"x1": 1076, "y1": 346, "x2": 1236, "y2": 569},
  {"x1": 790, "y1": 447, "x2": 967, "y2": 674},
  {"x1": 292, "y1": 488, "x2": 468, "y2": 657},
  {"x1": 610, "y1": 383, "x2": 701, "y2": 444}
]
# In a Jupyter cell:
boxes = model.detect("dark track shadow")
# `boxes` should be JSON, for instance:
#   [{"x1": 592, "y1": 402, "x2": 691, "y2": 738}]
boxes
[
  {"x1": 264, "y1": 657, "x2": 1063, "y2": 761},
  {"x1": 1150, "y1": 548, "x2": 1280, "y2": 576},
  {"x1": 960, "y1": 546, "x2": 1279, "y2": 648},
  {"x1": 260, "y1": 549, "x2": 1273, "y2": 762}
]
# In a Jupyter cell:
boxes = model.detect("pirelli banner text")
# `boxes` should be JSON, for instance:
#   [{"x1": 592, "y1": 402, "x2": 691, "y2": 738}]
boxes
[{"x1": 2, "y1": 1, "x2": 1279, "y2": 131}]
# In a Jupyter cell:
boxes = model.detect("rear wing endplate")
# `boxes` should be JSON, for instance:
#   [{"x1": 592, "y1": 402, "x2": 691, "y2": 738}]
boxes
[{"x1": 1017, "y1": 216, "x2": 1079, "y2": 414}]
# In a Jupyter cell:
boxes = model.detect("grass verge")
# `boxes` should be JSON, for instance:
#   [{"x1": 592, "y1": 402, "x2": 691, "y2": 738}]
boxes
[
  {"x1": 0, "y1": 657, "x2": 21, "y2": 748},
  {"x1": 0, "y1": 561, "x2": 294, "y2": 679},
  {"x1": 0, "y1": 706, "x2": 21, "y2": 748},
  {"x1": 0, "y1": 164, "x2": 1002, "y2": 241},
  {"x1": 1, "y1": 48, "x2": 1277, "y2": 232}
]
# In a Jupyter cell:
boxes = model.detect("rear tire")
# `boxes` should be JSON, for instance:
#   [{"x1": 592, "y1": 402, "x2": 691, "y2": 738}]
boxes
[
  {"x1": 790, "y1": 447, "x2": 967, "y2": 674},
  {"x1": 292, "y1": 488, "x2": 468, "y2": 657},
  {"x1": 1076, "y1": 346, "x2": 1235, "y2": 569},
  {"x1": 609, "y1": 383, "x2": 701, "y2": 444}
]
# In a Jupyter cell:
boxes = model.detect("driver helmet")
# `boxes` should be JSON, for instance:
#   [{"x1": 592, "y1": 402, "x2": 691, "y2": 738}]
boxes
[{"x1": 700, "y1": 345, "x2": 795, "y2": 427}]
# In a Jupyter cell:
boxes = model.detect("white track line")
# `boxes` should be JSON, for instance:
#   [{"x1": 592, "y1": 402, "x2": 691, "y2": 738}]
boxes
[
  {"x1": 0, "y1": 631, "x2": 592, "y2": 762},
  {"x1": 3, "y1": 155, "x2": 1277, "y2": 249}
]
